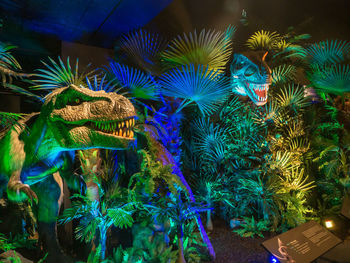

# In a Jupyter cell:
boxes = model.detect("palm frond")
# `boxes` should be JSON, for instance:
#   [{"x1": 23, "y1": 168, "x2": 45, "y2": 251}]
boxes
[
  {"x1": 278, "y1": 168, "x2": 315, "y2": 193},
  {"x1": 32, "y1": 57, "x2": 95, "y2": 90},
  {"x1": 158, "y1": 64, "x2": 231, "y2": 115},
  {"x1": 192, "y1": 117, "x2": 228, "y2": 163},
  {"x1": 117, "y1": 29, "x2": 168, "y2": 74},
  {"x1": 4, "y1": 83, "x2": 44, "y2": 102},
  {"x1": 86, "y1": 74, "x2": 123, "y2": 94},
  {"x1": 106, "y1": 62, "x2": 159, "y2": 100},
  {"x1": 274, "y1": 44, "x2": 308, "y2": 60},
  {"x1": 307, "y1": 39, "x2": 350, "y2": 66},
  {"x1": 308, "y1": 64, "x2": 350, "y2": 94},
  {"x1": 161, "y1": 26, "x2": 235, "y2": 73},
  {"x1": 276, "y1": 84, "x2": 310, "y2": 110},
  {"x1": 272, "y1": 64, "x2": 297, "y2": 85},
  {"x1": 246, "y1": 30, "x2": 281, "y2": 51},
  {"x1": 0, "y1": 112, "x2": 25, "y2": 131}
]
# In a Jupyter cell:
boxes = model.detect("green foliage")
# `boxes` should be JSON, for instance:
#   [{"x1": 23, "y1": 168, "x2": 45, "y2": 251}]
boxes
[
  {"x1": 0, "y1": 42, "x2": 22, "y2": 84},
  {"x1": 272, "y1": 64, "x2": 297, "y2": 85},
  {"x1": 233, "y1": 216, "x2": 268, "y2": 238},
  {"x1": 128, "y1": 150, "x2": 184, "y2": 195},
  {"x1": 161, "y1": 27, "x2": 235, "y2": 73}
]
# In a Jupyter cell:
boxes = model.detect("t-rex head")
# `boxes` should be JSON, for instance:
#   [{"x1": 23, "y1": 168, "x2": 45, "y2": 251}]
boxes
[
  {"x1": 230, "y1": 51, "x2": 272, "y2": 106},
  {"x1": 42, "y1": 84, "x2": 136, "y2": 150}
]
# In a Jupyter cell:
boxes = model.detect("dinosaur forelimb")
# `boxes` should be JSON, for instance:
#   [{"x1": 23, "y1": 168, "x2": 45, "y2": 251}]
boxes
[{"x1": 7, "y1": 172, "x2": 38, "y2": 203}]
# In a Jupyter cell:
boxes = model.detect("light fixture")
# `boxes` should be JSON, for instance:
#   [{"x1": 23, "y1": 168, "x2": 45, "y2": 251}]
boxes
[{"x1": 324, "y1": 220, "x2": 334, "y2": 229}]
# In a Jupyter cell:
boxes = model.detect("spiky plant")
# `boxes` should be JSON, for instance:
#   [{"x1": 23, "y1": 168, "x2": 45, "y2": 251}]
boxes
[
  {"x1": 106, "y1": 61, "x2": 159, "y2": 100},
  {"x1": 117, "y1": 29, "x2": 168, "y2": 74},
  {"x1": 158, "y1": 64, "x2": 231, "y2": 115},
  {"x1": 32, "y1": 57, "x2": 95, "y2": 90},
  {"x1": 246, "y1": 30, "x2": 281, "y2": 51},
  {"x1": 0, "y1": 112, "x2": 25, "y2": 131},
  {"x1": 161, "y1": 26, "x2": 235, "y2": 73}
]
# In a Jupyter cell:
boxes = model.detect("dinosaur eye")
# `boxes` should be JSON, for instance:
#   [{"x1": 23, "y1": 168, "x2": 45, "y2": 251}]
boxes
[
  {"x1": 244, "y1": 66, "x2": 257, "y2": 77},
  {"x1": 75, "y1": 98, "x2": 80, "y2": 104}
]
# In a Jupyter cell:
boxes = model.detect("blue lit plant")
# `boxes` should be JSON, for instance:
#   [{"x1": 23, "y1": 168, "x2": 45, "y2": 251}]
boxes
[
  {"x1": 59, "y1": 189, "x2": 136, "y2": 260},
  {"x1": 150, "y1": 191, "x2": 209, "y2": 263}
]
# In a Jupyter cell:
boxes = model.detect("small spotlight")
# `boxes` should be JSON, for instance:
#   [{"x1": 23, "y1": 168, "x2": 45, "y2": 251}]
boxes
[
  {"x1": 325, "y1": 220, "x2": 334, "y2": 229},
  {"x1": 269, "y1": 254, "x2": 279, "y2": 263}
]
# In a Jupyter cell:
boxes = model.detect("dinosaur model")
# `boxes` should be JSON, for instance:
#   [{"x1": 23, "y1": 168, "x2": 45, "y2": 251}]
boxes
[
  {"x1": 230, "y1": 51, "x2": 272, "y2": 106},
  {"x1": 0, "y1": 83, "x2": 215, "y2": 261},
  {"x1": 0, "y1": 84, "x2": 136, "y2": 262}
]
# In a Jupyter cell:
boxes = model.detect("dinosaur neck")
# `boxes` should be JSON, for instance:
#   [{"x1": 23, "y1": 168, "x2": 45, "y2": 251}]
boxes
[{"x1": 23, "y1": 114, "x2": 63, "y2": 163}]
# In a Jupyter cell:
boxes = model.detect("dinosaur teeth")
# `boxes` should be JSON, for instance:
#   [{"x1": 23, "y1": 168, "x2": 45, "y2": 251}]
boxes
[
  {"x1": 126, "y1": 120, "x2": 129, "y2": 128},
  {"x1": 130, "y1": 131, "x2": 134, "y2": 138}
]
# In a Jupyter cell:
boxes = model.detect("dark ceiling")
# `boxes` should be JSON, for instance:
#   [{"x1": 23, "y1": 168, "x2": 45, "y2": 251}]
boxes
[{"x1": 0, "y1": 0, "x2": 172, "y2": 47}]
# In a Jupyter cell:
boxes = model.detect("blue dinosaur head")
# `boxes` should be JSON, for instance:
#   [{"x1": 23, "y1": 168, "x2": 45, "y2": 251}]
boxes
[{"x1": 230, "y1": 52, "x2": 272, "y2": 106}]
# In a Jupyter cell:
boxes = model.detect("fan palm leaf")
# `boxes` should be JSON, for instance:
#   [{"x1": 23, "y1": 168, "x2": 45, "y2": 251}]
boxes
[
  {"x1": 32, "y1": 57, "x2": 95, "y2": 90},
  {"x1": 246, "y1": 30, "x2": 281, "y2": 51},
  {"x1": 161, "y1": 26, "x2": 235, "y2": 73},
  {"x1": 158, "y1": 64, "x2": 231, "y2": 115},
  {"x1": 106, "y1": 62, "x2": 159, "y2": 100},
  {"x1": 117, "y1": 29, "x2": 167, "y2": 74},
  {"x1": 307, "y1": 39, "x2": 350, "y2": 66},
  {"x1": 308, "y1": 64, "x2": 350, "y2": 94},
  {"x1": 86, "y1": 74, "x2": 124, "y2": 94}
]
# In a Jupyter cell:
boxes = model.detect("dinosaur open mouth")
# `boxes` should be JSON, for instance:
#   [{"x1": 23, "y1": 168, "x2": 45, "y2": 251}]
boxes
[
  {"x1": 87, "y1": 117, "x2": 135, "y2": 139},
  {"x1": 246, "y1": 82, "x2": 269, "y2": 103}
]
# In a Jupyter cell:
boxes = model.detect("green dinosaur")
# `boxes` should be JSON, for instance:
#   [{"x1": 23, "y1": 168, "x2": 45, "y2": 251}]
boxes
[{"x1": 0, "y1": 84, "x2": 136, "y2": 262}]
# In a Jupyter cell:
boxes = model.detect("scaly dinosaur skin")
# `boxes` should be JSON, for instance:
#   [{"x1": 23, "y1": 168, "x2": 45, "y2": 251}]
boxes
[
  {"x1": 0, "y1": 84, "x2": 136, "y2": 262},
  {"x1": 230, "y1": 51, "x2": 272, "y2": 106}
]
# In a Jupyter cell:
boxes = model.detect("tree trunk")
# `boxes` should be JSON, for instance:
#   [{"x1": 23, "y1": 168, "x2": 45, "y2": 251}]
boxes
[
  {"x1": 177, "y1": 236, "x2": 186, "y2": 263},
  {"x1": 100, "y1": 230, "x2": 107, "y2": 260},
  {"x1": 206, "y1": 210, "x2": 213, "y2": 231}
]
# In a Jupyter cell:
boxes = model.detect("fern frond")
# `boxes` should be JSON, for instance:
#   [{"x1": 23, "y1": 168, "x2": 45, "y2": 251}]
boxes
[
  {"x1": 158, "y1": 64, "x2": 231, "y2": 115},
  {"x1": 161, "y1": 26, "x2": 235, "y2": 73},
  {"x1": 0, "y1": 112, "x2": 25, "y2": 130}
]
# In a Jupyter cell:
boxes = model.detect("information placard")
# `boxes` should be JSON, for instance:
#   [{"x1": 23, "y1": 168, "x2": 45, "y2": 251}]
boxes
[
  {"x1": 262, "y1": 221, "x2": 342, "y2": 263},
  {"x1": 341, "y1": 196, "x2": 350, "y2": 220}
]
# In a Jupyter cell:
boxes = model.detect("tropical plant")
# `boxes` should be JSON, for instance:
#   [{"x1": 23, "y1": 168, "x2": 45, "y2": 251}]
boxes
[
  {"x1": 106, "y1": 61, "x2": 159, "y2": 100},
  {"x1": 307, "y1": 40, "x2": 350, "y2": 66},
  {"x1": 246, "y1": 30, "x2": 281, "y2": 51},
  {"x1": 117, "y1": 29, "x2": 168, "y2": 74},
  {"x1": 32, "y1": 57, "x2": 95, "y2": 90},
  {"x1": 158, "y1": 64, "x2": 231, "y2": 115},
  {"x1": 0, "y1": 42, "x2": 26, "y2": 85},
  {"x1": 59, "y1": 192, "x2": 136, "y2": 260},
  {"x1": 150, "y1": 191, "x2": 209, "y2": 263},
  {"x1": 233, "y1": 216, "x2": 269, "y2": 238},
  {"x1": 161, "y1": 27, "x2": 235, "y2": 73}
]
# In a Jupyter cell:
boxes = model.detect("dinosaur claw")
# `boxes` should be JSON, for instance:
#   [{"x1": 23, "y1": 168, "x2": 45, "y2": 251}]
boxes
[{"x1": 14, "y1": 183, "x2": 38, "y2": 204}]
